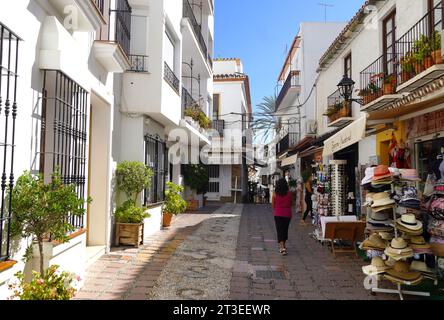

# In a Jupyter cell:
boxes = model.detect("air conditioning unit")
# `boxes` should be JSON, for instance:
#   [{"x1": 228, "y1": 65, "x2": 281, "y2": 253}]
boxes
[{"x1": 306, "y1": 120, "x2": 318, "y2": 135}]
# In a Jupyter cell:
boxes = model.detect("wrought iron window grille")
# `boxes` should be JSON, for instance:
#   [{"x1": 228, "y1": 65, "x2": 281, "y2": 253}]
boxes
[{"x1": 144, "y1": 134, "x2": 168, "y2": 205}]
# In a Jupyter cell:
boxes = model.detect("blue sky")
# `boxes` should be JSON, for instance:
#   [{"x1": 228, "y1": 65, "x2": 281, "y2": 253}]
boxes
[{"x1": 214, "y1": 0, "x2": 365, "y2": 113}]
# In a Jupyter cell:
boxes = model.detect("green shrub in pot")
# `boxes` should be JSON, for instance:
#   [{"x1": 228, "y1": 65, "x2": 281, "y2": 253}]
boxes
[
  {"x1": 164, "y1": 182, "x2": 187, "y2": 215},
  {"x1": 115, "y1": 200, "x2": 150, "y2": 224}
]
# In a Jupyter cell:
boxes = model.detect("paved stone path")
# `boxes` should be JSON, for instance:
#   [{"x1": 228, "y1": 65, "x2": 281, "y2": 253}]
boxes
[
  {"x1": 75, "y1": 203, "x2": 398, "y2": 300},
  {"x1": 229, "y1": 204, "x2": 396, "y2": 300}
]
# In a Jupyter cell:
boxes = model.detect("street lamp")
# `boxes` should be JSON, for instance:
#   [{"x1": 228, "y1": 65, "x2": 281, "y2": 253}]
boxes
[{"x1": 337, "y1": 74, "x2": 364, "y2": 105}]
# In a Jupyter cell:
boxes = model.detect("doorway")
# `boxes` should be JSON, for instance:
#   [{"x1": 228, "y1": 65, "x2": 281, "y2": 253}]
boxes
[{"x1": 86, "y1": 93, "x2": 112, "y2": 265}]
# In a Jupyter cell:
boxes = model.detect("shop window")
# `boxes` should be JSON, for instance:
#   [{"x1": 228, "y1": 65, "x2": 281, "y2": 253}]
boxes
[
  {"x1": 144, "y1": 134, "x2": 167, "y2": 204},
  {"x1": 0, "y1": 22, "x2": 21, "y2": 262},
  {"x1": 40, "y1": 70, "x2": 89, "y2": 231},
  {"x1": 415, "y1": 137, "x2": 444, "y2": 186}
]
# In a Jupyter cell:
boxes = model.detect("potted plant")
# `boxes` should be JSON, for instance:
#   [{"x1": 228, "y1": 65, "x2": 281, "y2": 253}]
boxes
[
  {"x1": 368, "y1": 82, "x2": 382, "y2": 101},
  {"x1": 162, "y1": 182, "x2": 187, "y2": 228},
  {"x1": 9, "y1": 171, "x2": 89, "y2": 277},
  {"x1": 358, "y1": 88, "x2": 371, "y2": 104},
  {"x1": 183, "y1": 164, "x2": 209, "y2": 210},
  {"x1": 114, "y1": 161, "x2": 153, "y2": 247},
  {"x1": 431, "y1": 30, "x2": 442, "y2": 64},
  {"x1": 401, "y1": 53, "x2": 415, "y2": 82},
  {"x1": 383, "y1": 74, "x2": 397, "y2": 95},
  {"x1": 413, "y1": 34, "x2": 432, "y2": 73}
]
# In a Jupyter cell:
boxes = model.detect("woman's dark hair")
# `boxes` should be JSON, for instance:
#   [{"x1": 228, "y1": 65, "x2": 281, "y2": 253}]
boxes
[{"x1": 275, "y1": 178, "x2": 289, "y2": 196}]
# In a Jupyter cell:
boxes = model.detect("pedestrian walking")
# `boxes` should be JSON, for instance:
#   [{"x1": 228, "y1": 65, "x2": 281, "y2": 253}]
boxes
[
  {"x1": 301, "y1": 175, "x2": 313, "y2": 225},
  {"x1": 272, "y1": 178, "x2": 293, "y2": 256}
]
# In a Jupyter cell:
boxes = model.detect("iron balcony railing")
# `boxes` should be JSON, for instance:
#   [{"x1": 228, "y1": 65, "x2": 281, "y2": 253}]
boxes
[
  {"x1": 93, "y1": 0, "x2": 105, "y2": 16},
  {"x1": 326, "y1": 89, "x2": 352, "y2": 123},
  {"x1": 183, "y1": 0, "x2": 212, "y2": 68},
  {"x1": 164, "y1": 62, "x2": 180, "y2": 94},
  {"x1": 212, "y1": 119, "x2": 225, "y2": 136},
  {"x1": 396, "y1": 2, "x2": 443, "y2": 87},
  {"x1": 359, "y1": 52, "x2": 400, "y2": 105},
  {"x1": 182, "y1": 86, "x2": 196, "y2": 112},
  {"x1": 109, "y1": 0, "x2": 132, "y2": 57},
  {"x1": 128, "y1": 54, "x2": 148, "y2": 72},
  {"x1": 276, "y1": 71, "x2": 300, "y2": 110},
  {"x1": 276, "y1": 132, "x2": 299, "y2": 156}
]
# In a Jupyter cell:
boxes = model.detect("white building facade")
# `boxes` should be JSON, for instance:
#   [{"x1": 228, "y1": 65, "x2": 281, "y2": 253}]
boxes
[
  {"x1": 274, "y1": 22, "x2": 346, "y2": 179},
  {"x1": 209, "y1": 58, "x2": 252, "y2": 202},
  {"x1": 0, "y1": 0, "x2": 214, "y2": 299}
]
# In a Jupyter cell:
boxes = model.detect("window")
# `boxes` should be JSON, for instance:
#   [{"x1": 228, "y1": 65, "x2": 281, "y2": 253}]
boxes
[
  {"x1": 0, "y1": 22, "x2": 21, "y2": 262},
  {"x1": 213, "y1": 94, "x2": 220, "y2": 120},
  {"x1": 40, "y1": 70, "x2": 89, "y2": 230},
  {"x1": 144, "y1": 134, "x2": 167, "y2": 204},
  {"x1": 207, "y1": 165, "x2": 220, "y2": 193},
  {"x1": 383, "y1": 10, "x2": 396, "y2": 76},
  {"x1": 164, "y1": 29, "x2": 175, "y2": 71},
  {"x1": 344, "y1": 53, "x2": 352, "y2": 78},
  {"x1": 429, "y1": 0, "x2": 443, "y2": 32}
]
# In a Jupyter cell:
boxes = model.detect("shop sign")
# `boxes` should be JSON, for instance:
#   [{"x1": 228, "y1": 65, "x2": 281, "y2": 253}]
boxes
[
  {"x1": 323, "y1": 116, "x2": 367, "y2": 156},
  {"x1": 406, "y1": 109, "x2": 444, "y2": 139},
  {"x1": 281, "y1": 154, "x2": 298, "y2": 167}
]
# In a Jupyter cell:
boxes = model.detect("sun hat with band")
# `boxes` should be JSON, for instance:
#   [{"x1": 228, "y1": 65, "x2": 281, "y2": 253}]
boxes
[
  {"x1": 368, "y1": 211, "x2": 392, "y2": 226},
  {"x1": 410, "y1": 261, "x2": 436, "y2": 274},
  {"x1": 386, "y1": 261, "x2": 422, "y2": 282},
  {"x1": 372, "y1": 165, "x2": 393, "y2": 181},
  {"x1": 384, "y1": 238, "x2": 413, "y2": 260},
  {"x1": 362, "y1": 257, "x2": 391, "y2": 276},
  {"x1": 371, "y1": 192, "x2": 395, "y2": 208},
  {"x1": 396, "y1": 214, "x2": 423, "y2": 231}
]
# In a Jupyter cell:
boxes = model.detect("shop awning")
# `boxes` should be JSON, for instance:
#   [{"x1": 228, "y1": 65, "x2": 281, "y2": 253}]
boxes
[
  {"x1": 323, "y1": 115, "x2": 367, "y2": 157},
  {"x1": 281, "y1": 154, "x2": 298, "y2": 167}
]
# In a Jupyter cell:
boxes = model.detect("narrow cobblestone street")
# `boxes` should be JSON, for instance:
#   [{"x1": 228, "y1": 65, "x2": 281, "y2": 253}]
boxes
[{"x1": 75, "y1": 203, "x2": 397, "y2": 300}]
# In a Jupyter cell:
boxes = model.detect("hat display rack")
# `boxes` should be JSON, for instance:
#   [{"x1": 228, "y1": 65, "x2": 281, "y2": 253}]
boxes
[{"x1": 361, "y1": 166, "x2": 434, "y2": 300}]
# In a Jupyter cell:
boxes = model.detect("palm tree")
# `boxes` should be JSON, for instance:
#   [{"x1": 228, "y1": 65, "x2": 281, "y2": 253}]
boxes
[{"x1": 252, "y1": 95, "x2": 279, "y2": 143}]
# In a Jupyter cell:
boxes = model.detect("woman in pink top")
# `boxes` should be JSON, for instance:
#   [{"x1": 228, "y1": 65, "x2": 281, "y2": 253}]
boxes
[{"x1": 272, "y1": 178, "x2": 293, "y2": 256}]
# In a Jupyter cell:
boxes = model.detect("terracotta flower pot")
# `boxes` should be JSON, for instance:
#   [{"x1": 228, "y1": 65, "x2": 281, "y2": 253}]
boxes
[
  {"x1": 383, "y1": 83, "x2": 394, "y2": 95},
  {"x1": 162, "y1": 212, "x2": 173, "y2": 227},
  {"x1": 433, "y1": 49, "x2": 443, "y2": 64},
  {"x1": 401, "y1": 71, "x2": 412, "y2": 83},
  {"x1": 424, "y1": 56, "x2": 434, "y2": 69},
  {"x1": 414, "y1": 62, "x2": 425, "y2": 75}
]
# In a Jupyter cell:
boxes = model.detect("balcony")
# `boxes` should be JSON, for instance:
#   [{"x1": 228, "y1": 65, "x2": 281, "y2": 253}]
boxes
[
  {"x1": 324, "y1": 89, "x2": 354, "y2": 128},
  {"x1": 276, "y1": 132, "x2": 298, "y2": 156},
  {"x1": 92, "y1": 0, "x2": 131, "y2": 73},
  {"x1": 182, "y1": 0, "x2": 213, "y2": 71},
  {"x1": 164, "y1": 62, "x2": 180, "y2": 95},
  {"x1": 48, "y1": 0, "x2": 106, "y2": 31},
  {"x1": 396, "y1": 3, "x2": 444, "y2": 93},
  {"x1": 128, "y1": 54, "x2": 149, "y2": 72},
  {"x1": 276, "y1": 71, "x2": 301, "y2": 112},
  {"x1": 359, "y1": 53, "x2": 403, "y2": 112}
]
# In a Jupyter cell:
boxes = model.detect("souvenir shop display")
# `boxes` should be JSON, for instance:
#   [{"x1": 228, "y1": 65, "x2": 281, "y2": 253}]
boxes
[
  {"x1": 311, "y1": 163, "x2": 330, "y2": 239},
  {"x1": 329, "y1": 160, "x2": 347, "y2": 217},
  {"x1": 359, "y1": 164, "x2": 444, "y2": 299}
]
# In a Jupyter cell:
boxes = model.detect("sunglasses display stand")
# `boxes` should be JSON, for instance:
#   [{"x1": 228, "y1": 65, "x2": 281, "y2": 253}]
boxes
[{"x1": 365, "y1": 179, "x2": 431, "y2": 300}]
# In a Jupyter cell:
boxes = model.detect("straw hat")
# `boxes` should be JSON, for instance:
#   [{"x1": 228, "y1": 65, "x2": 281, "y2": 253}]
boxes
[
  {"x1": 386, "y1": 261, "x2": 422, "y2": 281},
  {"x1": 396, "y1": 214, "x2": 423, "y2": 231},
  {"x1": 372, "y1": 205, "x2": 395, "y2": 213},
  {"x1": 384, "y1": 238, "x2": 413, "y2": 259},
  {"x1": 409, "y1": 236, "x2": 431, "y2": 249},
  {"x1": 410, "y1": 261, "x2": 436, "y2": 274},
  {"x1": 371, "y1": 192, "x2": 395, "y2": 208},
  {"x1": 362, "y1": 257, "x2": 391, "y2": 275},
  {"x1": 379, "y1": 232, "x2": 394, "y2": 241},
  {"x1": 396, "y1": 223, "x2": 424, "y2": 236},
  {"x1": 400, "y1": 169, "x2": 421, "y2": 182},
  {"x1": 372, "y1": 165, "x2": 393, "y2": 181},
  {"x1": 362, "y1": 233, "x2": 389, "y2": 250},
  {"x1": 369, "y1": 211, "x2": 390, "y2": 222}
]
